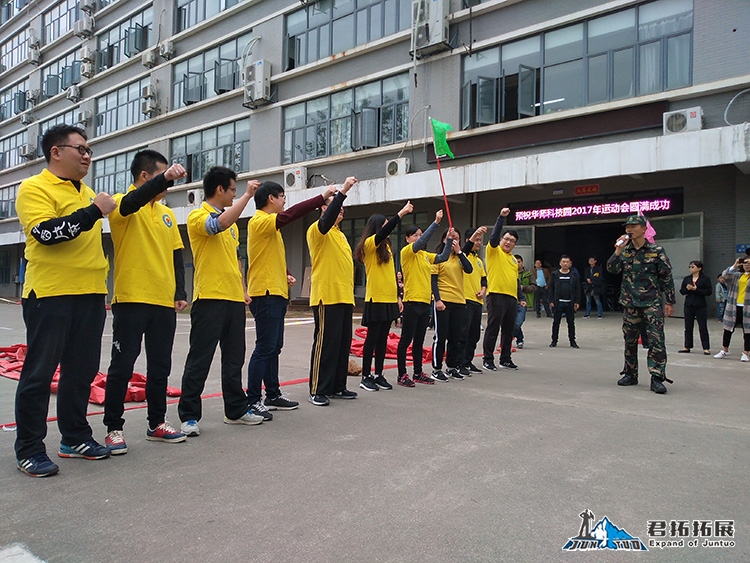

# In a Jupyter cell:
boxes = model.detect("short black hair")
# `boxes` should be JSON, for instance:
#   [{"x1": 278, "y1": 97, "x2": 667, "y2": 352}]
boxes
[
  {"x1": 404, "y1": 224, "x2": 421, "y2": 238},
  {"x1": 514, "y1": 254, "x2": 523, "y2": 262},
  {"x1": 41, "y1": 124, "x2": 87, "y2": 163},
  {"x1": 503, "y1": 229, "x2": 519, "y2": 241},
  {"x1": 203, "y1": 166, "x2": 237, "y2": 199},
  {"x1": 255, "y1": 181, "x2": 284, "y2": 209},
  {"x1": 464, "y1": 228, "x2": 475, "y2": 241},
  {"x1": 130, "y1": 150, "x2": 168, "y2": 181},
  {"x1": 561, "y1": 254, "x2": 571, "y2": 261}
]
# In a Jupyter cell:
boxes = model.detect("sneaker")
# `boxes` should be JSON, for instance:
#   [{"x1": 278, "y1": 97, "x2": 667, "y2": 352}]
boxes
[
  {"x1": 467, "y1": 363, "x2": 482, "y2": 373},
  {"x1": 181, "y1": 420, "x2": 200, "y2": 437},
  {"x1": 308, "y1": 394, "x2": 330, "y2": 406},
  {"x1": 516, "y1": 341, "x2": 524, "y2": 349},
  {"x1": 498, "y1": 360, "x2": 518, "y2": 370},
  {"x1": 549, "y1": 341, "x2": 557, "y2": 348},
  {"x1": 714, "y1": 350, "x2": 730, "y2": 359},
  {"x1": 58, "y1": 440, "x2": 110, "y2": 460},
  {"x1": 431, "y1": 369, "x2": 448, "y2": 382},
  {"x1": 224, "y1": 410, "x2": 264, "y2": 425},
  {"x1": 482, "y1": 361, "x2": 497, "y2": 371},
  {"x1": 373, "y1": 374, "x2": 393, "y2": 390},
  {"x1": 329, "y1": 389, "x2": 358, "y2": 399},
  {"x1": 597, "y1": 316, "x2": 603, "y2": 319},
  {"x1": 106, "y1": 430, "x2": 128, "y2": 455},
  {"x1": 17, "y1": 453, "x2": 59, "y2": 477},
  {"x1": 264, "y1": 393, "x2": 299, "y2": 410},
  {"x1": 397, "y1": 374, "x2": 415, "y2": 387},
  {"x1": 570, "y1": 342, "x2": 580, "y2": 349},
  {"x1": 447, "y1": 368, "x2": 464, "y2": 380},
  {"x1": 359, "y1": 376, "x2": 379, "y2": 392},
  {"x1": 146, "y1": 421, "x2": 187, "y2": 442},
  {"x1": 582, "y1": 315, "x2": 590, "y2": 319},
  {"x1": 249, "y1": 401, "x2": 274, "y2": 421},
  {"x1": 741, "y1": 353, "x2": 750, "y2": 363},
  {"x1": 459, "y1": 366, "x2": 471, "y2": 377},
  {"x1": 412, "y1": 373, "x2": 435, "y2": 385}
]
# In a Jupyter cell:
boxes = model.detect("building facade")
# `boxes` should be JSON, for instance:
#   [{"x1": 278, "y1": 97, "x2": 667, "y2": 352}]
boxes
[{"x1": 0, "y1": 0, "x2": 748, "y2": 314}]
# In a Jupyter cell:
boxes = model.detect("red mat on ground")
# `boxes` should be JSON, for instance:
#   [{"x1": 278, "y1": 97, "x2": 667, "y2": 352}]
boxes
[
  {"x1": 349, "y1": 327, "x2": 432, "y2": 363},
  {"x1": 0, "y1": 344, "x2": 181, "y2": 405}
]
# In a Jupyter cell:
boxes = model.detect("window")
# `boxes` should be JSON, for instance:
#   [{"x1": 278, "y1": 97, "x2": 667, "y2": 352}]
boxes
[
  {"x1": 170, "y1": 120, "x2": 250, "y2": 184},
  {"x1": 0, "y1": 184, "x2": 19, "y2": 221},
  {"x1": 41, "y1": 50, "x2": 82, "y2": 100},
  {"x1": 0, "y1": 79, "x2": 29, "y2": 122},
  {"x1": 172, "y1": 33, "x2": 251, "y2": 109},
  {"x1": 0, "y1": 249, "x2": 10, "y2": 284},
  {"x1": 95, "y1": 78, "x2": 150, "y2": 136},
  {"x1": 282, "y1": 74, "x2": 408, "y2": 164},
  {"x1": 0, "y1": 130, "x2": 28, "y2": 170},
  {"x1": 1, "y1": 0, "x2": 17, "y2": 26},
  {"x1": 460, "y1": 0, "x2": 692, "y2": 128},
  {"x1": 97, "y1": 8, "x2": 153, "y2": 71},
  {"x1": 1, "y1": 28, "x2": 28, "y2": 71},
  {"x1": 175, "y1": 0, "x2": 239, "y2": 33},
  {"x1": 285, "y1": 0, "x2": 410, "y2": 70},
  {"x1": 40, "y1": 109, "x2": 77, "y2": 138},
  {"x1": 93, "y1": 148, "x2": 145, "y2": 195},
  {"x1": 42, "y1": 0, "x2": 79, "y2": 45}
]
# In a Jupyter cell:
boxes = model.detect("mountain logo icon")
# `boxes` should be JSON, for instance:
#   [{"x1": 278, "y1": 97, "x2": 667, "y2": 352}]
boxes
[{"x1": 562, "y1": 510, "x2": 647, "y2": 551}]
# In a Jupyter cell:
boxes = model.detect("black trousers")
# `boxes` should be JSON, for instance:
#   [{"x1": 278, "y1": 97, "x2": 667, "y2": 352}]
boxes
[
  {"x1": 15, "y1": 292, "x2": 106, "y2": 460},
  {"x1": 178, "y1": 299, "x2": 247, "y2": 422},
  {"x1": 483, "y1": 293, "x2": 517, "y2": 363},
  {"x1": 397, "y1": 301, "x2": 431, "y2": 376},
  {"x1": 362, "y1": 320, "x2": 390, "y2": 377},
  {"x1": 551, "y1": 302, "x2": 576, "y2": 343},
  {"x1": 104, "y1": 303, "x2": 176, "y2": 432},
  {"x1": 310, "y1": 303, "x2": 353, "y2": 396},
  {"x1": 683, "y1": 304, "x2": 710, "y2": 350},
  {"x1": 462, "y1": 300, "x2": 483, "y2": 367},
  {"x1": 433, "y1": 301, "x2": 467, "y2": 370},
  {"x1": 722, "y1": 307, "x2": 750, "y2": 350}
]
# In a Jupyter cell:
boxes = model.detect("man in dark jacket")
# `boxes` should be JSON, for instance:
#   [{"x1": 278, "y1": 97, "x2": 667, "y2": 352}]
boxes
[
  {"x1": 583, "y1": 256, "x2": 605, "y2": 318},
  {"x1": 549, "y1": 255, "x2": 580, "y2": 348}
]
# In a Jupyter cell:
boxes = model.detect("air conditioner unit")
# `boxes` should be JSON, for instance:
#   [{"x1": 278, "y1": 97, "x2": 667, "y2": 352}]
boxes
[
  {"x1": 76, "y1": 109, "x2": 91, "y2": 126},
  {"x1": 142, "y1": 48, "x2": 158, "y2": 68},
  {"x1": 141, "y1": 97, "x2": 158, "y2": 117},
  {"x1": 81, "y1": 45, "x2": 96, "y2": 63},
  {"x1": 158, "y1": 40, "x2": 175, "y2": 59},
  {"x1": 242, "y1": 59, "x2": 271, "y2": 108},
  {"x1": 74, "y1": 16, "x2": 95, "y2": 38},
  {"x1": 28, "y1": 28, "x2": 40, "y2": 48},
  {"x1": 142, "y1": 84, "x2": 155, "y2": 99},
  {"x1": 81, "y1": 0, "x2": 97, "y2": 14},
  {"x1": 19, "y1": 112, "x2": 34, "y2": 125},
  {"x1": 0, "y1": 64, "x2": 5, "y2": 73},
  {"x1": 66, "y1": 85, "x2": 81, "y2": 102},
  {"x1": 386, "y1": 157, "x2": 410, "y2": 178},
  {"x1": 663, "y1": 107, "x2": 704, "y2": 135},
  {"x1": 26, "y1": 89, "x2": 40, "y2": 105},
  {"x1": 284, "y1": 166, "x2": 307, "y2": 191},
  {"x1": 187, "y1": 188, "x2": 203, "y2": 207},
  {"x1": 28, "y1": 45, "x2": 41, "y2": 66},
  {"x1": 80, "y1": 62, "x2": 95, "y2": 78},
  {"x1": 410, "y1": 0, "x2": 450, "y2": 57},
  {"x1": 19, "y1": 143, "x2": 36, "y2": 159}
]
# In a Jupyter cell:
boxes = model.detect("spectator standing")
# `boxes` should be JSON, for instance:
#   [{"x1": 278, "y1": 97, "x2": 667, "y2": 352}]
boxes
[
  {"x1": 714, "y1": 257, "x2": 750, "y2": 362},
  {"x1": 549, "y1": 255, "x2": 581, "y2": 348},
  {"x1": 715, "y1": 274, "x2": 728, "y2": 322},
  {"x1": 677, "y1": 260, "x2": 712, "y2": 355},
  {"x1": 582, "y1": 256, "x2": 605, "y2": 319},
  {"x1": 534, "y1": 259, "x2": 552, "y2": 318},
  {"x1": 513, "y1": 256, "x2": 536, "y2": 348}
]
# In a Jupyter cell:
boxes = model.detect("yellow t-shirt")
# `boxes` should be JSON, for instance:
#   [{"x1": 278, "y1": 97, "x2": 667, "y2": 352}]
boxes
[
  {"x1": 247, "y1": 209, "x2": 288, "y2": 299},
  {"x1": 109, "y1": 186, "x2": 184, "y2": 307},
  {"x1": 16, "y1": 169, "x2": 108, "y2": 298},
  {"x1": 400, "y1": 243, "x2": 437, "y2": 304},
  {"x1": 464, "y1": 252, "x2": 486, "y2": 304},
  {"x1": 432, "y1": 254, "x2": 466, "y2": 304},
  {"x1": 306, "y1": 220, "x2": 354, "y2": 306},
  {"x1": 738, "y1": 273, "x2": 749, "y2": 304},
  {"x1": 187, "y1": 201, "x2": 244, "y2": 302},
  {"x1": 363, "y1": 235, "x2": 397, "y2": 303},
  {"x1": 485, "y1": 245, "x2": 519, "y2": 297}
]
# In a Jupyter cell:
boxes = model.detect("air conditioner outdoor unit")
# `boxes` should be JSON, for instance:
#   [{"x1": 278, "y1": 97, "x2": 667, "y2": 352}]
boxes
[
  {"x1": 284, "y1": 166, "x2": 307, "y2": 191},
  {"x1": 19, "y1": 143, "x2": 35, "y2": 159},
  {"x1": 663, "y1": 107, "x2": 704, "y2": 135},
  {"x1": 142, "y1": 48, "x2": 157, "y2": 68},
  {"x1": 141, "y1": 97, "x2": 158, "y2": 117},
  {"x1": 28, "y1": 46, "x2": 41, "y2": 66},
  {"x1": 19, "y1": 112, "x2": 34, "y2": 125},
  {"x1": 81, "y1": 0, "x2": 97, "y2": 14},
  {"x1": 386, "y1": 157, "x2": 410, "y2": 178},
  {"x1": 26, "y1": 89, "x2": 40, "y2": 104},
  {"x1": 158, "y1": 40, "x2": 175, "y2": 59},
  {"x1": 142, "y1": 84, "x2": 155, "y2": 99},
  {"x1": 74, "y1": 16, "x2": 95, "y2": 39},
  {"x1": 76, "y1": 109, "x2": 91, "y2": 126},
  {"x1": 0, "y1": 64, "x2": 5, "y2": 73},
  {"x1": 28, "y1": 28, "x2": 40, "y2": 48},
  {"x1": 80, "y1": 62, "x2": 95, "y2": 78},
  {"x1": 66, "y1": 85, "x2": 81, "y2": 102},
  {"x1": 242, "y1": 59, "x2": 271, "y2": 108},
  {"x1": 410, "y1": 0, "x2": 450, "y2": 57},
  {"x1": 187, "y1": 188, "x2": 203, "y2": 207},
  {"x1": 81, "y1": 46, "x2": 96, "y2": 63}
]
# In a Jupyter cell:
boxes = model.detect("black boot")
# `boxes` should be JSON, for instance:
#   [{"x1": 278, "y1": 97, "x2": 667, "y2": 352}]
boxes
[
  {"x1": 617, "y1": 373, "x2": 638, "y2": 386},
  {"x1": 650, "y1": 376, "x2": 667, "y2": 394}
]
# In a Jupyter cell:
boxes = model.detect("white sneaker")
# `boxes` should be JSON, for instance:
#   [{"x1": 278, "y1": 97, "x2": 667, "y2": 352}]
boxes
[
  {"x1": 224, "y1": 411, "x2": 264, "y2": 426},
  {"x1": 741, "y1": 353, "x2": 750, "y2": 363},
  {"x1": 180, "y1": 419, "x2": 200, "y2": 437},
  {"x1": 714, "y1": 350, "x2": 730, "y2": 359}
]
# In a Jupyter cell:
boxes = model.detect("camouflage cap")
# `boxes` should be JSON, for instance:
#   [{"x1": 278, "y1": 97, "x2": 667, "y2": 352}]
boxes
[{"x1": 623, "y1": 214, "x2": 647, "y2": 226}]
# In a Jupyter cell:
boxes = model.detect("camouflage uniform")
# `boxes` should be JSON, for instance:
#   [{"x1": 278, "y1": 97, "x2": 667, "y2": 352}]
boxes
[{"x1": 607, "y1": 241, "x2": 675, "y2": 383}]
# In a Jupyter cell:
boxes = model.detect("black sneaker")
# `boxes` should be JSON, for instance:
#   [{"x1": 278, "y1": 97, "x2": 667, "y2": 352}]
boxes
[
  {"x1": 372, "y1": 374, "x2": 392, "y2": 390},
  {"x1": 329, "y1": 389, "x2": 358, "y2": 399},
  {"x1": 467, "y1": 363, "x2": 482, "y2": 373},
  {"x1": 308, "y1": 394, "x2": 330, "y2": 406},
  {"x1": 17, "y1": 452, "x2": 59, "y2": 477},
  {"x1": 359, "y1": 376, "x2": 379, "y2": 392},
  {"x1": 549, "y1": 341, "x2": 557, "y2": 348},
  {"x1": 264, "y1": 393, "x2": 299, "y2": 410},
  {"x1": 249, "y1": 401, "x2": 273, "y2": 421},
  {"x1": 570, "y1": 342, "x2": 580, "y2": 349},
  {"x1": 431, "y1": 369, "x2": 449, "y2": 382},
  {"x1": 498, "y1": 360, "x2": 518, "y2": 370},
  {"x1": 447, "y1": 368, "x2": 464, "y2": 380},
  {"x1": 482, "y1": 361, "x2": 497, "y2": 371},
  {"x1": 397, "y1": 374, "x2": 415, "y2": 387},
  {"x1": 58, "y1": 440, "x2": 110, "y2": 460},
  {"x1": 458, "y1": 366, "x2": 471, "y2": 377}
]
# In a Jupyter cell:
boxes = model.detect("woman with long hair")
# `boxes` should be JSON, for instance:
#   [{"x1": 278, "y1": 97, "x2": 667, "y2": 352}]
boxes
[
  {"x1": 714, "y1": 256, "x2": 750, "y2": 362},
  {"x1": 677, "y1": 260, "x2": 712, "y2": 355},
  {"x1": 354, "y1": 201, "x2": 413, "y2": 391}
]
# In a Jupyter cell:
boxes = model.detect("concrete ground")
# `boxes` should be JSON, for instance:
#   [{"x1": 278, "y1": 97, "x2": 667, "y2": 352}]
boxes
[{"x1": 0, "y1": 301, "x2": 747, "y2": 562}]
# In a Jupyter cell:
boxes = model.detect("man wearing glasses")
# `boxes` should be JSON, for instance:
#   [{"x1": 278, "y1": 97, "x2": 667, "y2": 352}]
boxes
[
  {"x1": 14, "y1": 124, "x2": 116, "y2": 477},
  {"x1": 482, "y1": 207, "x2": 526, "y2": 371}
]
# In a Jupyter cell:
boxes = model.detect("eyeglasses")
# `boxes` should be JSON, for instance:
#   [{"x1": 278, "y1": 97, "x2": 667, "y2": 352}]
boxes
[
  {"x1": 224, "y1": 186, "x2": 237, "y2": 193},
  {"x1": 56, "y1": 144, "x2": 93, "y2": 157},
  {"x1": 501, "y1": 236, "x2": 517, "y2": 243}
]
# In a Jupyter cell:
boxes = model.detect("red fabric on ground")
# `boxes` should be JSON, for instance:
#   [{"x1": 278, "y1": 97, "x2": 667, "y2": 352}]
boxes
[{"x1": 349, "y1": 327, "x2": 432, "y2": 363}]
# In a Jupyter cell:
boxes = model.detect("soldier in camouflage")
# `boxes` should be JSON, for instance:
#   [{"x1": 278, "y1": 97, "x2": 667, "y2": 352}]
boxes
[{"x1": 607, "y1": 214, "x2": 676, "y2": 394}]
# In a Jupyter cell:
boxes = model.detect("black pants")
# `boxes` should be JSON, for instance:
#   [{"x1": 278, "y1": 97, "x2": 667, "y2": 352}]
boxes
[
  {"x1": 433, "y1": 302, "x2": 467, "y2": 370},
  {"x1": 683, "y1": 304, "x2": 710, "y2": 350},
  {"x1": 551, "y1": 302, "x2": 576, "y2": 343},
  {"x1": 362, "y1": 320, "x2": 390, "y2": 377},
  {"x1": 462, "y1": 300, "x2": 483, "y2": 367},
  {"x1": 397, "y1": 301, "x2": 431, "y2": 376},
  {"x1": 15, "y1": 292, "x2": 106, "y2": 460},
  {"x1": 535, "y1": 286, "x2": 551, "y2": 317},
  {"x1": 104, "y1": 303, "x2": 176, "y2": 432},
  {"x1": 310, "y1": 303, "x2": 353, "y2": 396},
  {"x1": 483, "y1": 293, "x2": 517, "y2": 363},
  {"x1": 178, "y1": 299, "x2": 247, "y2": 422},
  {"x1": 722, "y1": 307, "x2": 750, "y2": 350}
]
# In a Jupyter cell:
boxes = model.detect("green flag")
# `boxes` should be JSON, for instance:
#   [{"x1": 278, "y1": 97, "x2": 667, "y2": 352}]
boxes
[{"x1": 431, "y1": 118, "x2": 454, "y2": 159}]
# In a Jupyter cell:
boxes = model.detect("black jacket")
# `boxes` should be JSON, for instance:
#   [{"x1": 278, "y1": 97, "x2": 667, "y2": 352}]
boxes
[
  {"x1": 680, "y1": 273, "x2": 712, "y2": 308},
  {"x1": 549, "y1": 269, "x2": 581, "y2": 306}
]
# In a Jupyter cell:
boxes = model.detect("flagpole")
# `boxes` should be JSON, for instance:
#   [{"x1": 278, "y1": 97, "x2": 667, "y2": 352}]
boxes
[{"x1": 434, "y1": 155, "x2": 453, "y2": 230}]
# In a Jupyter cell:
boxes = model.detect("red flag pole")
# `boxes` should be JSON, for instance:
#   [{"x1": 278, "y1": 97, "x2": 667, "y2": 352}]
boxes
[{"x1": 434, "y1": 155, "x2": 453, "y2": 230}]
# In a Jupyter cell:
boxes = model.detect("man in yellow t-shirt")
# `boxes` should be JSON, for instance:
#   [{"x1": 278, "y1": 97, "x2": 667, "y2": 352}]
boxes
[
  {"x1": 103, "y1": 151, "x2": 189, "y2": 455},
  {"x1": 482, "y1": 207, "x2": 525, "y2": 371},
  {"x1": 15, "y1": 124, "x2": 116, "y2": 477},
  {"x1": 245, "y1": 181, "x2": 335, "y2": 419},
  {"x1": 178, "y1": 167, "x2": 263, "y2": 436},
  {"x1": 306, "y1": 176, "x2": 357, "y2": 406}
]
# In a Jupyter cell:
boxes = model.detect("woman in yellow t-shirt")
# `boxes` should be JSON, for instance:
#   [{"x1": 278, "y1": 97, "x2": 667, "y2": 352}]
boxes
[
  {"x1": 353, "y1": 201, "x2": 413, "y2": 392},
  {"x1": 714, "y1": 257, "x2": 750, "y2": 361}
]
